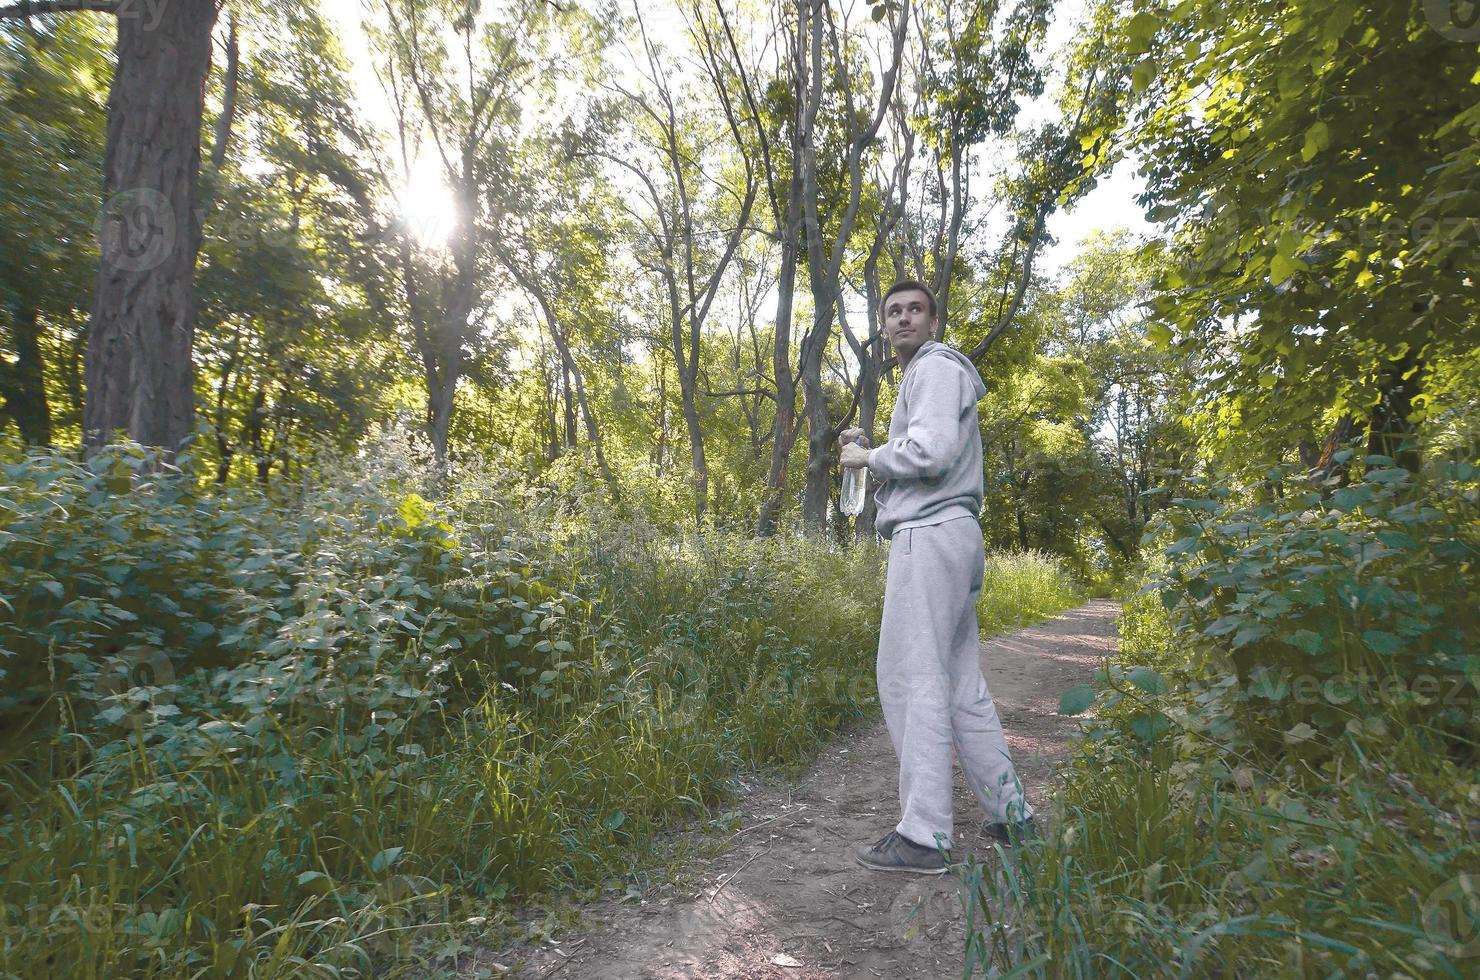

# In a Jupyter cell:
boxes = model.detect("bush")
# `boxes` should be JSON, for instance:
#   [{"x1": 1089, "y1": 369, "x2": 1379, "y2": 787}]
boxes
[
  {"x1": 962, "y1": 451, "x2": 1480, "y2": 977},
  {"x1": 0, "y1": 434, "x2": 893, "y2": 976}
]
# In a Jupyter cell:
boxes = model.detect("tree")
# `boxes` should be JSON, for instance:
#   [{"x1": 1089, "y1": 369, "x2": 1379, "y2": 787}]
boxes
[
  {"x1": 370, "y1": 0, "x2": 592, "y2": 472},
  {"x1": 1121, "y1": 0, "x2": 1480, "y2": 471},
  {"x1": 700, "y1": 0, "x2": 810, "y2": 536},
  {"x1": 0, "y1": 1, "x2": 227, "y2": 457},
  {"x1": 83, "y1": 0, "x2": 219, "y2": 458},
  {"x1": 598, "y1": 2, "x2": 757, "y2": 523},
  {"x1": 794, "y1": 0, "x2": 910, "y2": 528},
  {"x1": 491, "y1": 127, "x2": 625, "y2": 500},
  {"x1": 195, "y1": 1, "x2": 401, "y2": 483},
  {"x1": 0, "y1": 14, "x2": 112, "y2": 445}
]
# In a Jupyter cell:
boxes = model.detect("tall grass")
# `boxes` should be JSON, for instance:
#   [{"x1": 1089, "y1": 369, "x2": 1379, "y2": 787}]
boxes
[
  {"x1": 0, "y1": 438, "x2": 1083, "y2": 977},
  {"x1": 979, "y1": 550, "x2": 1083, "y2": 636}
]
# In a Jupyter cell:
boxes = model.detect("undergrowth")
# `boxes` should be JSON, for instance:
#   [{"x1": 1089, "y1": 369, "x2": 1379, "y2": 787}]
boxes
[
  {"x1": 979, "y1": 550, "x2": 1084, "y2": 637},
  {"x1": 959, "y1": 449, "x2": 1480, "y2": 978},
  {"x1": 0, "y1": 432, "x2": 1080, "y2": 977}
]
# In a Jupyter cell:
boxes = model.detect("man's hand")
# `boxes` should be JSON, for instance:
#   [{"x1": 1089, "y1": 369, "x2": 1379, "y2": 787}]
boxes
[
  {"x1": 840, "y1": 442, "x2": 871, "y2": 470},
  {"x1": 837, "y1": 427, "x2": 869, "y2": 450},
  {"x1": 838, "y1": 427, "x2": 871, "y2": 470}
]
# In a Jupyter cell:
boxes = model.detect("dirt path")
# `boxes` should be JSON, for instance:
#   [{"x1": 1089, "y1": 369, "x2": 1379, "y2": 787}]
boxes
[{"x1": 478, "y1": 600, "x2": 1118, "y2": 980}]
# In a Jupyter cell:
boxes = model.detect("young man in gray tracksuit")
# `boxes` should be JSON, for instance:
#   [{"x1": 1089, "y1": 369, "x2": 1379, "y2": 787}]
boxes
[{"x1": 839, "y1": 279, "x2": 1035, "y2": 875}]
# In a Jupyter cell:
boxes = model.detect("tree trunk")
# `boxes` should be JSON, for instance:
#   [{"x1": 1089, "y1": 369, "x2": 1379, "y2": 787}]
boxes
[
  {"x1": 428, "y1": 373, "x2": 456, "y2": 472},
  {"x1": 854, "y1": 325, "x2": 884, "y2": 542},
  {"x1": 680, "y1": 372, "x2": 708, "y2": 525},
  {"x1": 799, "y1": 273, "x2": 837, "y2": 529},
  {"x1": 82, "y1": 0, "x2": 220, "y2": 457},
  {"x1": 1, "y1": 296, "x2": 52, "y2": 445},
  {"x1": 756, "y1": 229, "x2": 800, "y2": 536},
  {"x1": 1366, "y1": 351, "x2": 1425, "y2": 473},
  {"x1": 561, "y1": 359, "x2": 577, "y2": 449}
]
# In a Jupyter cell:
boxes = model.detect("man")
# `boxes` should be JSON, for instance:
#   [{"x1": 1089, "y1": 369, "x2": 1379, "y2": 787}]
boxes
[{"x1": 839, "y1": 279, "x2": 1035, "y2": 876}]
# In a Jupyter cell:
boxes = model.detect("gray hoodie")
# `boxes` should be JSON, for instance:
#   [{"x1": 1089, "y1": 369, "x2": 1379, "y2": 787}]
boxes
[{"x1": 865, "y1": 340, "x2": 987, "y2": 540}]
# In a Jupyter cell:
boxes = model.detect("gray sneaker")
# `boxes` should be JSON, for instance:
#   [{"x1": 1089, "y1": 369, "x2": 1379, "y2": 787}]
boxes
[
  {"x1": 853, "y1": 830, "x2": 951, "y2": 875},
  {"x1": 981, "y1": 817, "x2": 1038, "y2": 845}
]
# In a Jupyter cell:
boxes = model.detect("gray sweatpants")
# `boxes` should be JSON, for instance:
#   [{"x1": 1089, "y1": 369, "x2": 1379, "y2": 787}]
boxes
[{"x1": 877, "y1": 516, "x2": 1032, "y2": 850}]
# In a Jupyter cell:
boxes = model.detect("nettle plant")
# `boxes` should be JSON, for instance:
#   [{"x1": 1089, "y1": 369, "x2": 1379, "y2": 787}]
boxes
[
  {"x1": 0, "y1": 437, "x2": 597, "y2": 761},
  {"x1": 1140, "y1": 452, "x2": 1477, "y2": 755}
]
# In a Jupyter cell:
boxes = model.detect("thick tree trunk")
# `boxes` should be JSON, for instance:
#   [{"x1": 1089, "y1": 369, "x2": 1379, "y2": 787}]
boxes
[
  {"x1": 82, "y1": 0, "x2": 219, "y2": 457},
  {"x1": 2, "y1": 297, "x2": 52, "y2": 445}
]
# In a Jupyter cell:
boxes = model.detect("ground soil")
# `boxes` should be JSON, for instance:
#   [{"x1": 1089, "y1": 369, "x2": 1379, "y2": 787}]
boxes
[{"x1": 470, "y1": 600, "x2": 1118, "y2": 980}]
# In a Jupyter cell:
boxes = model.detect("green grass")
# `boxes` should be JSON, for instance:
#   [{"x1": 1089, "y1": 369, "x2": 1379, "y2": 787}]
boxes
[
  {"x1": 957, "y1": 459, "x2": 1480, "y2": 979},
  {"x1": 0, "y1": 441, "x2": 1085, "y2": 978},
  {"x1": 960, "y1": 730, "x2": 1478, "y2": 978},
  {"x1": 978, "y1": 549, "x2": 1084, "y2": 636}
]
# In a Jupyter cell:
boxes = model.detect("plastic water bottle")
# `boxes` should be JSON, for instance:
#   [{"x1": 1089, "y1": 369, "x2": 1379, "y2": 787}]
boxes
[{"x1": 840, "y1": 439, "x2": 867, "y2": 517}]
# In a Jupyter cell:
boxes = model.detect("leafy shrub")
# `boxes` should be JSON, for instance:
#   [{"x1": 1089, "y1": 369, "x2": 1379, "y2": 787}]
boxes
[
  {"x1": 1148, "y1": 453, "x2": 1477, "y2": 754},
  {"x1": 0, "y1": 433, "x2": 890, "y2": 975},
  {"x1": 973, "y1": 450, "x2": 1480, "y2": 978}
]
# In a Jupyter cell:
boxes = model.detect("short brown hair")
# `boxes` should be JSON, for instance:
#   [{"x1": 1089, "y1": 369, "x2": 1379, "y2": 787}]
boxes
[{"x1": 881, "y1": 279, "x2": 938, "y2": 317}]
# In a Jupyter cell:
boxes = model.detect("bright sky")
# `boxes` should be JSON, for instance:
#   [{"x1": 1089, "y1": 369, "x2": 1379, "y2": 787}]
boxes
[{"x1": 320, "y1": 0, "x2": 1152, "y2": 275}]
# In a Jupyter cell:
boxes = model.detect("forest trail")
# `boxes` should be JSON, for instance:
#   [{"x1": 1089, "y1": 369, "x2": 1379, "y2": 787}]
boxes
[{"x1": 480, "y1": 600, "x2": 1119, "y2": 980}]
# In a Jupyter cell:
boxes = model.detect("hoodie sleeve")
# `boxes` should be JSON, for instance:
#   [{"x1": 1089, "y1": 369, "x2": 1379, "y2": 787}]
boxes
[{"x1": 867, "y1": 356, "x2": 972, "y2": 481}]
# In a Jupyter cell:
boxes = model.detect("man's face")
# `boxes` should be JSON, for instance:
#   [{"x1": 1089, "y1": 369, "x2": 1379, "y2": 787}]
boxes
[{"x1": 883, "y1": 289, "x2": 937, "y2": 357}]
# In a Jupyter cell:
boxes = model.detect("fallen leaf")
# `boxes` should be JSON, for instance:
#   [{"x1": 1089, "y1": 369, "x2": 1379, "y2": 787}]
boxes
[{"x1": 770, "y1": 953, "x2": 803, "y2": 968}]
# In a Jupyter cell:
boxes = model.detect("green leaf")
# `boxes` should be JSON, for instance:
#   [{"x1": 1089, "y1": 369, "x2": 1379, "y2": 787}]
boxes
[
  {"x1": 370, "y1": 847, "x2": 405, "y2": 873},
  {"x1": 1361, "y1": 630, "x2": 1401, "y2": 656},
  {"x1": 1300, "y1": 121, "x2": 1330, "y2": 161},
  {"x1": 1248, "y1": 670, "x2": 1288, "y2": 701},
  {"x1": 1146, "y1": 321, "x2": 1174, "y2": 349},
  {"x1": 296, "y1": 871, "x2": 334, "y2": 895},
  {"x1": 1287, "y1": 629, "x2": 1324, "y2": 655},
  {"x1": 1127, "y1": 666, "x2": 1168, "y2": 696},
  {"x1": 1232, "y1": 623, "x2": 1271, "y2": 648},
  {"x1": 603, "y1": 810, "x2": 627, "y2": 832},
  {"x1": 1130, "y1": 712, "x2": 1169, "y2": 742},
  {"x1": 1058, "y1": 684, "x2": 1095, "y2": 716},
  {"x1": 1127, "y1": 12, "x2": 1160, "y2": 53},
  {"x1": 1283, "y1": 722, "x2": 1317, "y2": 744},
  {"x1": 1203, "y1": 615, "x2": 1242, "y2": 637},
  {"x1": 1364, "y1": 467, "x2": 1409, "y2": 485},
  {"x1": 1270, "y1": 251, "x2": 1299, "y2": 284},
  {"x1": 1331, "y1": 486, "x2": 1371, "y2": 512},
  {"x1": 1131, "y1": 58, "x2": 1157, "y2": 94}
]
